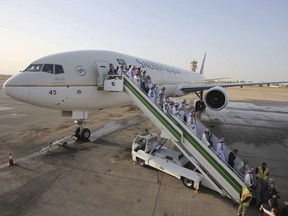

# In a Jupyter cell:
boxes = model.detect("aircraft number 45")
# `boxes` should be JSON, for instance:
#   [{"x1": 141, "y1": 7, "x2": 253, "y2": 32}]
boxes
[{"x1": 49, "y1": 90, "x2": 57, "y2": 95}]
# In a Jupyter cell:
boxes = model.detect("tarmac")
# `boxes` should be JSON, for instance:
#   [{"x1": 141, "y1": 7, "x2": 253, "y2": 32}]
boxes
[{"x1": 0, "y1": 75, "x2": 288, "y2": 216}]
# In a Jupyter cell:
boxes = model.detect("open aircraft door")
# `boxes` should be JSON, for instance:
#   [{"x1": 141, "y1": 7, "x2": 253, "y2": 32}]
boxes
[{"x1": 95, "y1": 61, "x2": 110, "y2": 88}]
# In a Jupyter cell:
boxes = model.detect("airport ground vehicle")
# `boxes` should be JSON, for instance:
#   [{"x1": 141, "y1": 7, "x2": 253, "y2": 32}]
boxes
[{"x1": 131, "y1": 132, "x2": 202, "y2": 190}]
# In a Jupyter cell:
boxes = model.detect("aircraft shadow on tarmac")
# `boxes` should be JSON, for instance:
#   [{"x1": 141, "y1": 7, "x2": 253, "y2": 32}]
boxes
[{"x1": 93, "y1": 138, "x2": 132, "y2": 149}]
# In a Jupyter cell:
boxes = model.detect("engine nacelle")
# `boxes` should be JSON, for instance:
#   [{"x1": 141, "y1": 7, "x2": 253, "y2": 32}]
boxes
[{"x1": 204, "y1": 86, "x2": 229, "y2": 111}]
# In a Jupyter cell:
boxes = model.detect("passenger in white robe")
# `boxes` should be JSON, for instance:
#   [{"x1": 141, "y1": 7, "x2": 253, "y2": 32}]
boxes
[
  {"x1": 126, "y1": 65, "x2": 135, "y2": 80},
  {"x1": 186, "y1": 111, "x2": 197, "y2": 134},
  {"x1": 148, "y1": 87, "x2": 156, "y2": 103},
  {"x1": 201, "y1": 129, "x2": 212, "y2": 148},
  {"x1": 216, "y1": 138, "x2": 226, "y2": 161},
  {"x1": 172, "y1": 103, "x2": 179, "y2": 115}
]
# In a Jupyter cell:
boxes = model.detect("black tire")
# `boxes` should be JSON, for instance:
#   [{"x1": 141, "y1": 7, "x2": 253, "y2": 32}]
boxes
[
  {"x1": 182, "y1": 177, "x2": 194, "y2": 188},
  {"x1": 195, "y1": 100, "x2": 206, "y2": 111},
  {"x1": 200, "y1": 101, "x2": 206, "y2": 111},
  {"x1": 137, "y1": 158, "x2": 145, "y2": 167},
  {"x1": 195, "y1": 100, "x2": 201, "y2": 112},
  {"x1": 81, "y1": 128, "x2": 91, "y2": 140},
  {"x1": 74, "y1": 127, "x2": 81, "y2": 139},
  {"x1": 63, "y1": 142, "x2": 68, "y2": 149}
]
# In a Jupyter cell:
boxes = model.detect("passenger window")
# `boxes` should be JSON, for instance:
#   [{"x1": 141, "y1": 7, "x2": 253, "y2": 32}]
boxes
[
  {"x1": 24, "y1": 64, "x2": 43, "y2": 72},
  {"x1": 42, "y1": 64, "x2": 54, "y2": 73},
  {"x1": 55, "y1": 65, "x2": 64, "y2": 74}
]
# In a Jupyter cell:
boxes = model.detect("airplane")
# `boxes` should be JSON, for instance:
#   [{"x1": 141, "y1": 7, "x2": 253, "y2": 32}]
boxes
[{"x1": 3, "y1": 50, "x2": 287, "y2": 140}]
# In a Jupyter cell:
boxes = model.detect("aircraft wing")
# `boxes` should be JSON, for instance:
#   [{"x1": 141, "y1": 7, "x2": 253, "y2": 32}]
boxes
[
  {"x1": 205, "y1": 77, "x2": 231, "y2": 81},
  {"x1": 179, "y1": 81, "x2": 288, "y2": 92}
]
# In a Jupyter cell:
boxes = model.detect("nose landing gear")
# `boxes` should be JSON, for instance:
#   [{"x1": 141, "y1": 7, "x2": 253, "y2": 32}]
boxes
[{"x1": 73, "y1": 120, "x2": 91, "y2": 140}]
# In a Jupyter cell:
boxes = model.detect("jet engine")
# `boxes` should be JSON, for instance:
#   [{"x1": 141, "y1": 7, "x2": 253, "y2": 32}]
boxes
[{"x1": 204, "y1": 86, "x2": 229, "y2": 111}]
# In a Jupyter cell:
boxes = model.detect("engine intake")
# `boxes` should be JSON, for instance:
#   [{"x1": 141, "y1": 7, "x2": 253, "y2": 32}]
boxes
[{"x1": 204, "y1": 86, "x2": 229, "y2": 111}]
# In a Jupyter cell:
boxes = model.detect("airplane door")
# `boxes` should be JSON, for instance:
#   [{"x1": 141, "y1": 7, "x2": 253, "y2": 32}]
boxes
[{"x1": 95, "y1": 61, "x2": 110, "y2": 88}]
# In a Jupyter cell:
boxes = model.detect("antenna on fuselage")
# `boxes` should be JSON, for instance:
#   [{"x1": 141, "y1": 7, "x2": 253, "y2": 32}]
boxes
[{"x1": 199, "y1": 53, "x2": 206, "y2": 74}]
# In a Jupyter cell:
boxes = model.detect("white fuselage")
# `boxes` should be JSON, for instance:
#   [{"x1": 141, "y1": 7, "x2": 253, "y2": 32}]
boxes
[{"x1": 3, "y1": 50, "x2": 205, "y2": 111}]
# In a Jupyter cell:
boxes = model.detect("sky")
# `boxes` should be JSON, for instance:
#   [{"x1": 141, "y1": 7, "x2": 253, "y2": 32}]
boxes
[{"x1": 0, "y1": 0, "x2": 288, "y2": 82}]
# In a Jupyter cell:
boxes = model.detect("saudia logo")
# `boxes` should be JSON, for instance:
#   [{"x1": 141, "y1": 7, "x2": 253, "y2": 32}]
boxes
[
  {"x1": 75, "y1": 65, "x2": 86, "y2": 76},
  {"x1": 112, "y1": 81, "x2": 116, "y2": 86},
  {"x1": 135, "y1": 59, "x2": 181, "y2": 74}
]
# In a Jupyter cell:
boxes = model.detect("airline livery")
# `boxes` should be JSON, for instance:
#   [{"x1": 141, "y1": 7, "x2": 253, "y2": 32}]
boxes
[{"x1": 3, "y1": 50, "x2": 287, "y2": 140}]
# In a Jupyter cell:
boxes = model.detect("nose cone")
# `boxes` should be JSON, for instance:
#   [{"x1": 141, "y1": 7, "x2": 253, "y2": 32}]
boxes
[{"x1": 3, "y1": 73, "x2": 30, "y2": 102}]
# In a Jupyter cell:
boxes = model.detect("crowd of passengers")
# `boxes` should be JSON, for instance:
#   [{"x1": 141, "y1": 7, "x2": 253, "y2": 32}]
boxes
[
  {"x1": 110, "y1": 64, "x2": 284, "y2": 216},
  {"x1": 110, "y1": 64, "x2": 198, "y2": 129}
]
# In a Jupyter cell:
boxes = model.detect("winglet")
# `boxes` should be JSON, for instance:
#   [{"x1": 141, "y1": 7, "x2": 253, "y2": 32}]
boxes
[{"x1": 199, "y1": 53, "x2": 206, "y2": 74}]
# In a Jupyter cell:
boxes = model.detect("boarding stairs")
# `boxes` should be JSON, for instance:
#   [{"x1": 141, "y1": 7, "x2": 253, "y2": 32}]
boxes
[{"x1": 104, "y1": 75, "x2": 245, "y2": 202}]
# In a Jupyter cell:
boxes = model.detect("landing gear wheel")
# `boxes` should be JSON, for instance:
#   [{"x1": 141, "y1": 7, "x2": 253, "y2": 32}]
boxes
[
  {"x1": 137, "y1": 158, "x2": 145, "y2": 167},
  {"x1": 74, "y1": 127, "x2": 81, "y2": 140},
  {"x1": 81, "y1": 128, "x2": 91, "y2": 140},
  {"x1": 200, "y1": 101, "x2": 206, "y2": 111},
  {"x1": 182, "y1": 177, "x2": 194, "y2": 188},
  {"x1": 195, "y1": 100, "x2": 206, "y2": 112}
]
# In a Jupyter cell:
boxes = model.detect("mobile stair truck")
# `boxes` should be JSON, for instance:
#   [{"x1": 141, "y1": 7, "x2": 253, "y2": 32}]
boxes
[{"x1": 104, "y1": 75, "x2": 245, "y2": 202}]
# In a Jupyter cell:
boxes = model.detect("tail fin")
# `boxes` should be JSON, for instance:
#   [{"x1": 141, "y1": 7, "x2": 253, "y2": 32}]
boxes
[{"x1": 199, "y1": 53, "x2": 206, "y2": 74}]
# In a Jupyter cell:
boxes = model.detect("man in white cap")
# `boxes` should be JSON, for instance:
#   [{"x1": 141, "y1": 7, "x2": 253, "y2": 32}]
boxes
[
  {"x1": 216, "y1": 138, "x2": 226, "y2": 161},
  {"x1": 148, "y1": 85, "x2": 156, "y2": 103},
  {"x1": 244, "y1": 168, "x2": 255, "y2": 187},
  {"x1": 187, "y1": 110, "x2": 196, "y2": 130},
  {"x1": 117, "y1": 65, "x2": 125, "y2": 75},
  {"x1": 201, "y1": 128, "x2": 212, "y2": 148},
  {"x1": 172, "y1": 103, "x2": 179, "y2": 115},
  {"x1": 126, "y1": 65, "x2": 136, "y2": 80},
  {"x1": 163, "y1": 102, "x2": 169, "y2": 114},
  {"x1": 178, "y1": 99, "x2": 187, "y2": 111}
]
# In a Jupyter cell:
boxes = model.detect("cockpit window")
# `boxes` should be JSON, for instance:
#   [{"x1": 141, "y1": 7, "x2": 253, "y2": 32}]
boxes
[
  {"x1": 25, "y1": 64, "x2": 43, "y2": 72},
  {"x1": 42, "y1": 64, "x2": 54, "y2": 73},
  {"x1": 24, "y1": 63, "x2": 64, "y2": 74},
  {"x1": 55, "y1": 65, "x2": 64, "y2": 74}
]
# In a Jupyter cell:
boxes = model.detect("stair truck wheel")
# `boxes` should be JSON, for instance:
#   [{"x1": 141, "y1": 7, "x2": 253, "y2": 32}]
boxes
[
  {"x1": 137, "y1": 158, "x2": 145, "y2": 167},
  {"x1": 182, "y1": 177, "x2": 194, "y2": 188}
]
